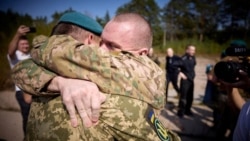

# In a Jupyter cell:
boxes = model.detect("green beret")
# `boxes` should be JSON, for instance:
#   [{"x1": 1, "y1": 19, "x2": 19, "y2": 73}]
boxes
[{"x1": 59, "y1": 12, "x2": 103, "y2": 36}]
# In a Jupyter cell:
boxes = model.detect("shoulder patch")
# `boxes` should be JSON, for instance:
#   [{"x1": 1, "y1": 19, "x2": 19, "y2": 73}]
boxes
[{"x1": 146, "y1": 108, "x2": 173, "y2": 141}]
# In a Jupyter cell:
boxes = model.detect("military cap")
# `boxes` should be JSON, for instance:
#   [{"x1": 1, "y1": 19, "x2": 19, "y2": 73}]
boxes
[
  {"x1": 32, "y1": 35, "x2": 48, "y2": 48},
  {"x1": 59, "y1": 12, "x2": 103, "y2": 36},
  {"x1": 230, "y1": 40, "x2": 248, "y2": 48}
]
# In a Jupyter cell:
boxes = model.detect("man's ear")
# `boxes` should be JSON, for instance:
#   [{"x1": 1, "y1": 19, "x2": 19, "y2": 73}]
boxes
[
  {"x1": 138, "y1": 48, "x2": 149, "y2": 55},
  {"x1": 87, "y1": 34, "x2": 93, "y2": 44}
]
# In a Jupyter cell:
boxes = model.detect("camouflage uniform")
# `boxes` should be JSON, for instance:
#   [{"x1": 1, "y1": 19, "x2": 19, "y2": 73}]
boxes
[
  {"x1": 32, "y1": 35, "x2": 48, "y2": 48},
  {"x1": 12, "y1": 35, "x2": 181, "y2": 141}
]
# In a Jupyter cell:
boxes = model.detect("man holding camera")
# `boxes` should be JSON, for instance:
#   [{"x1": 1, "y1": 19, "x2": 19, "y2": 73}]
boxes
[
  {"x1": 7, "y1": 25, "x2": 33, "y2": 135},
  {"x1": 214, "y1": 40, "x2": 250, "y2": 141}
]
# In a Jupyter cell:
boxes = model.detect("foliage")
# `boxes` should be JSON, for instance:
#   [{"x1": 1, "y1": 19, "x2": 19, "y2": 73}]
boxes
[
  {"x1": 216, "y1": 0, "x2": 250, "y2": 41},
  {"x1": 162, "y1": 0, "x2": 219, "y2": 42},
  {"x1": 96, "y1": 11, "x2": 110, "y2": 27},
  {"x1": 154, "y1": 38, "x2": 227, "y2": 56}
]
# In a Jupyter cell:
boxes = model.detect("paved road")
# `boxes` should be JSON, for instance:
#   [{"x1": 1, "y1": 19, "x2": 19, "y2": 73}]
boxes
[
  {"x1": 0, "y1": 90, "x2": 23, "y2": 141},
  {"x1": 159, "y1": 89, "x2": 216, "y2": 141},
  {"x1": 0, "y1": 110, "x2": 23, "y2": 141}
]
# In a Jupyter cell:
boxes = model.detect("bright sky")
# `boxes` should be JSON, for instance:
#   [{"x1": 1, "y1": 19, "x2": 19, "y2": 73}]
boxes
[{"x1": 0, "y1": 0, "x2": 169, "y2": 22}]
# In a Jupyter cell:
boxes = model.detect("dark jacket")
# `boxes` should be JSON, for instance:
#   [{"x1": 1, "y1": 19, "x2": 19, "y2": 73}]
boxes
[
  {"x1": 166, "y1": 55, "x2": 183, "y2": 75},
  {"x1": 181, "y1": 53, "x2": 196, "y2": 81}
]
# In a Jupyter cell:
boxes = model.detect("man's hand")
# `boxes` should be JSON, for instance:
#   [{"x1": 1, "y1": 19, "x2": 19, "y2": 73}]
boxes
[
  {"x1": 48, "y1": 76, "x2": 106, "y2": 128},
  {"x1": 179, "y1": 72, "x2": 187, "y2": 80},
  {"x1": 23, "y1": 92, "x2": 32, "y2": 104},
  {"x1": 17, "y1": 25, "x2": 30, "y2": 36}
]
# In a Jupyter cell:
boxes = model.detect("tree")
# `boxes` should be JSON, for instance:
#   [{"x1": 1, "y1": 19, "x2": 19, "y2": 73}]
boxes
[
  {"x1": 96, "y1": 11, "x2": 110, "y2": 27},
  {"x1": 193, "y1": 0, "x2": 219, "y2": 41},
  {"x1": 50, "y1": 8, "x2": 75, "y2": 24},
  {"x1": 217, "y1": 0, "x2": 250, "y2": 40},
  {"x1": 162, "y1": 0, "x2": 219, "y2": 41}
]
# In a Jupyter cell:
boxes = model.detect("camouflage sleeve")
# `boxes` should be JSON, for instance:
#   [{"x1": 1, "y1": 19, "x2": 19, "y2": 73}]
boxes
[
  {"x1": 31, "y1": 35, "x2": 111, "y2": 92},
  {"x1": 12, "y1": 58, "x2": 59, "y2": 96}
]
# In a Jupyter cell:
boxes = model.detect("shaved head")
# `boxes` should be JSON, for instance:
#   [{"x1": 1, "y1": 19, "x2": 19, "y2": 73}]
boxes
[
  {"x1": 101, "y1": 13, "x2": 152, "y2": 55},
  {"x1": 111, "y1": 13, "x2": 152, "y2": 49},
  {"x1": 166, "y1": 48, "x2": 174, "y2": 57}
]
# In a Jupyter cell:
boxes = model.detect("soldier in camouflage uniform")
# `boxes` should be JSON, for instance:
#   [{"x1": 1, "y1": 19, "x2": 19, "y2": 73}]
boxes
[{"x1": 12, "y1": 12, "x2": 181, "y2": 141}]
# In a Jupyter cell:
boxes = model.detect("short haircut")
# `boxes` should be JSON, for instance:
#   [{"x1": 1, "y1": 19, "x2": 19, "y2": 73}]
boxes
[
  {"x1": 112, "y1": 13, "x2": 153, "y2": 49},
  {"x1": 19, "y1": 36, "x2": 28, "y2": 41},
  {"x1": 186, "y1": 44, "x2": 195, "y2": 50},
  {"x1": 18, "y1": 36, "x2": 28, "y2": 45}
]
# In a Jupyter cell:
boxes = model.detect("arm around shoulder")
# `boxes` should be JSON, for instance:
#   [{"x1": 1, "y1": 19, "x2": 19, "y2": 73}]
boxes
[{"x1": 12, "y1": 58, "x2": 58, "y2": 96}]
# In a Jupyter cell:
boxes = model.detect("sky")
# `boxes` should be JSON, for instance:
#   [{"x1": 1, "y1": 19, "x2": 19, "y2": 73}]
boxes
[{"x1": 0, "y1": 0, "x2": 169, "y2": 22}]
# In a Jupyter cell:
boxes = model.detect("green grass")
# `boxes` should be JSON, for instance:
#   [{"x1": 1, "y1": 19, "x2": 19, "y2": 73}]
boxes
[
  {"x1": 0, "y1": 43, "x2": 14, "y2": 91},
  {"x1": 153, "y1": 39, "x2": 228, "y2": 57}
]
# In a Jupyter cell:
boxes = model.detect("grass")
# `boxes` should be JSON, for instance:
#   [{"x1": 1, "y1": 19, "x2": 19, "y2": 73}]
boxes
[
  {"x1": 0, "y1": 41, "x2": 15, "y2": 91},
  {"x1": 154, "y1": 39, "x2": 227, "y2": 56}
]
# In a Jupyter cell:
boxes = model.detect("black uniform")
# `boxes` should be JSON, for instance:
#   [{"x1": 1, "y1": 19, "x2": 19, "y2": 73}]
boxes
[
  {"x1": 178, "y1": 53, "x2": 196, "y2": 117},
  {"x1": 165, "y1": 55, "x2": 182, "y2": 99}
]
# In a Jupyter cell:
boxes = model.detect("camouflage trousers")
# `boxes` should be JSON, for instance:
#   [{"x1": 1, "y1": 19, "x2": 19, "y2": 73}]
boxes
[{"x1": 25, "y1": 94, "x2": 180, "y2": 141}]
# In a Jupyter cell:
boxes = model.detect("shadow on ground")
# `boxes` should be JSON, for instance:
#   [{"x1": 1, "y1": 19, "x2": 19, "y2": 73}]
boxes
[{"x1": 159, "y1": 98, "x2": 217, "y2": 141}]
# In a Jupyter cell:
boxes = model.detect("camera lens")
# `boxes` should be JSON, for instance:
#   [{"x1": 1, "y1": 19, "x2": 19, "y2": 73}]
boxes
[{"x1": 214, "y1": 61, "x2": 240, "y2": 83}]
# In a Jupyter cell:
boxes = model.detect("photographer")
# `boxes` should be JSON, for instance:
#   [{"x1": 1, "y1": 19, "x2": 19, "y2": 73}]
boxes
[
  {"x1": 214, "y1": 40, "x2": 250, "y2": 141},
  {"x1": 222, "y1": 70, "x2": 249, "y2": 141},
  {"x1": 222, "y1": 73, "x2": 249, "y2": 141},
  {"x1": 7, "y1": 25, "x2": 33, "y2": 135}
]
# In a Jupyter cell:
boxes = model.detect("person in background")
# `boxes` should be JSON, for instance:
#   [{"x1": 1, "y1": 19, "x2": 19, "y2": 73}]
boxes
[
  {"x1": 7, "y1": 25, "x2": 32, "y2": 135},
  {"x1": 165, "y1": 48, "x2": 182, "y2": 102},
  {"x1": 148, "y1": 47, "x2": 160, "y2": 66},
  {"x1": 177, "y1": 45, "x2": 196, "y2": 117},
  {"x1": 203, "y1": 64, "x2": 215, "y2": 105},
  {"x1": 215, "y1": 40, "x2": 249, "y2": 141}
]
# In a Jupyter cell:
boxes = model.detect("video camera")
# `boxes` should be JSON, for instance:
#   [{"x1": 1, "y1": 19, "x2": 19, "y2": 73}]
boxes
[{"x1": 214, "y1": 40, "x2": 250, "y2": 83}]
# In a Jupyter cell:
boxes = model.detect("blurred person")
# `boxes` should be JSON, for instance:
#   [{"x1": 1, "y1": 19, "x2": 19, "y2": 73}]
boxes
[
  {"x1": 12, "y1": 12, "x2": 180, "y2": 140},
  {"x1": 215, "y1": 40, "x2": 250, "y2": 141},
  {"x1": 233, "y1": 100, "x2": 250, "y2": 141},
  {"x1": 200, "y1": 50, "x2": 238, "y2": 140},
  {"x1": 223, "y1": 68, "x2": 249, "y2": 141},
  {"x1": 148, "y1": 47, "x2": 160, "y2": 65},
  {"x1": 231, "y1": 82, "x2": 249, "y2": 141},
  {"x1": 220, "y1": 81, "x2": 247, "y2": 141},
  {"x1": 177, "y1": 45, "x2": 196, "y2": 117},
  {"x1": 203, "y1": 64, "x2": 215, "y2": 105},
  {"x1": 165, "y1": 48, "x2": 182, "y2": 101},
  {"x1": 7, "y1": 25, "x2": 32, "y2": 135}
]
